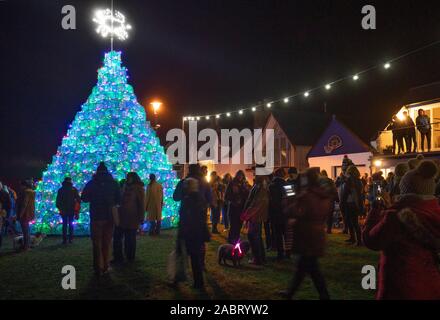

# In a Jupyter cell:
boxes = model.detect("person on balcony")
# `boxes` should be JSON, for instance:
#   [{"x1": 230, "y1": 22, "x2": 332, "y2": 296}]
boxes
[
  {"x1": 402, "y1": 111, "x2": 417, "y2": 153},
  {"x1": 416, "y1": 109, "x2": 432, "y2": 153},
  {"x1": 388, "y1": 115, "x2": 405, "y2": 154}
]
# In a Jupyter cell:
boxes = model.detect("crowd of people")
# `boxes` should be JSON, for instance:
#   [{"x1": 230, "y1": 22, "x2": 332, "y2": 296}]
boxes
[
  {"x1": 1, "y1": 154, "x2": 439, "y2": 300},
  {"x1": 387, "y1": 108, "x2": 432, "y2": 154}
]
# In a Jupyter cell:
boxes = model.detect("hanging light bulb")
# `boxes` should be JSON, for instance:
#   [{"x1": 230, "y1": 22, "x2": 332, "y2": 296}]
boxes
[
  {"x1": 239, "y1": 110, "x2": 244, "y2": 115},
  {"x1": 267, "y1": 103, "x2": 272, "y2": 108},
  {"x1": 283, "y1": 98, "x2": 289, "y2": 103},
  {"x1": 216, "y1": 114, "x2": 220, "y2": 119},
  {"x1": 226, "y1": 112, "x2": 231, "y2": 117},
  {"x1": 353, "y1": 74, "x2": 359, "y2": 81},
  {"x1": 252, "y1": 107, "x2": 257, "y2": 112},
  {"x1": 196, "y1": 117, "x2": 200, "y2": 121},
  {"x1": 205, "y1": 116, "x2": 210, "y2": 120},
  {"x1": 384, "y1": 62, "x2": 391, "y2": 69},
  {"x1": 304, "y1": 91, "x2": 310, "y2": 97},
  {"x1": 325, "y1": 84, "x2": 332, "y2": 90}
]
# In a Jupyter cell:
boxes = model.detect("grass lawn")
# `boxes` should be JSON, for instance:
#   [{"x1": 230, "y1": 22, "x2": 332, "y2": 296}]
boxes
[{"x1": 0, "y1": 227, "x2": 379, "y2": 300}]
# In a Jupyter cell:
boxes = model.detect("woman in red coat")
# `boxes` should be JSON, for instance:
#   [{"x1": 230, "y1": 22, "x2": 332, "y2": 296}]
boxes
[{"x1": 363, "y1": 160, "x2": 440, "y2": 300}]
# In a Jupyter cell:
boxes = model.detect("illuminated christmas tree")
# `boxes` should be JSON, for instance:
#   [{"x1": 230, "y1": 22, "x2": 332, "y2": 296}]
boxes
[{"x1": 32, "y1": 51, "x2": 180, "y2": 235}]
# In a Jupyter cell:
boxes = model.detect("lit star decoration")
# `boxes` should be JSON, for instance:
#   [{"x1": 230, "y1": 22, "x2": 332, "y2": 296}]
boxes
[
  {"x1": 93, "y1": 8, "x2": 132, "y2": 41},
  {"x1": 32, "y1": 52, "x2": 180, "y2": 235}
]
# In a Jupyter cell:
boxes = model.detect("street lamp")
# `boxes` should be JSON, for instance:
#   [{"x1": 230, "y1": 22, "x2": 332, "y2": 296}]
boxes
[{"x1": 150, "y1": 100, "x2": 162, "y2": 130}]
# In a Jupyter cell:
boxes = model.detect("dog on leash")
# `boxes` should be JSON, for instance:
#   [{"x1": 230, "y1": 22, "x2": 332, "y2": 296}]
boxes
[
  {"x1": 13, "y1": 232, "x2": 46, "y2": 251},
  {"x1": 218, "y1": 240, "x2": 250, "y2": 267}
]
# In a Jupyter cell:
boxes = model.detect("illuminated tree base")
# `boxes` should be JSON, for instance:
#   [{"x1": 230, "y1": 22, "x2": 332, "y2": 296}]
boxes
[{"x1": 32, "y1": 51, "x2": 180, "y2": 235}]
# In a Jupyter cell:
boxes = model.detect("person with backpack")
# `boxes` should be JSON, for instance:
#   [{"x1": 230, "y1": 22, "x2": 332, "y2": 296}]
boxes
[{"x1": 56, "y1": 177, "x2": 81, "y2": 244}]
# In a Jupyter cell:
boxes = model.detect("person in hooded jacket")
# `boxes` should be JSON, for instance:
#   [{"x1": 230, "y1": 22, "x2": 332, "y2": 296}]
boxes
[
  {"x1": 81, "y1": 162, "x2": 121, "y2": 276},
  {"x1": 363, "y1": 160, "x2": 440, "y2": 300},
  {"x1": 113, "y1": 172, "x2": 145, "y2": 263},
  {"x1": 280, "y1": 168, "x2": 331, "y2": 300},
  {"x1": 56, "y1": 177, "x2": 81, "y2": 244}
]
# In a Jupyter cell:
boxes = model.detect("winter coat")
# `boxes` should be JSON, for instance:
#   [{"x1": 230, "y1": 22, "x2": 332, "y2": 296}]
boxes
[
  {"x1": 243, "y1": 183, "x2": 269, "y2": 223},
  {"x1": 416, "y1": 115, "x2": 431, "y2": 133},
  {"x1": 341, "y1": 175, "x2": 363, "y2": 213},
  {"x1": 225, "y1": 179, "x2": 250, "y2": 212},
  {"x1": 210, "y1": 178, "x2": 225, "y2": 209},
  {"x1": 81, "y1": 171, "x2": 121, "y2": 222},
  {"x1": 363, "y1": 195, "x2": 440, "y2": 300},
  {"x1": 56, "y1": 181, "x2": 80, "y2": 216},
  {"x1": 145, "y1": 181, "x2": 163, "y2": 221},
  {"x1": 16, "y1": 188, "x2": 35, "y2": 222},
  {"x1": 289, "y1": 186, "x2": 333, "y2": 257},
  {"x1": 269, "y1": 177, "x2": 286, "y2": 217},
  {"x1": 173, "y1": 175, "x2": 212, "y2": 245},
  {"x1": 119, "y1": 182, "x2": 145, "y2": 229}
]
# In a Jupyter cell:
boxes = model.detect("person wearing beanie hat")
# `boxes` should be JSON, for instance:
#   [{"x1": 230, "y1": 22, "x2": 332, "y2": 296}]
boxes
[
  {"x1": 363, "y1": 160, "x2": 440, "y2": 300},
  {"x1": 81, "y1": 162, "x2": 121, "y2": 276},
  {"x1": 407, "y1": 154, "x2": 424, "y2": 170}
]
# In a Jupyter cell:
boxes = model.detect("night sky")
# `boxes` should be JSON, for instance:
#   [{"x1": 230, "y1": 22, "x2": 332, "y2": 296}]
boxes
[{"x1": 2, "y1": 0, "x2": 440, "y2": 184}]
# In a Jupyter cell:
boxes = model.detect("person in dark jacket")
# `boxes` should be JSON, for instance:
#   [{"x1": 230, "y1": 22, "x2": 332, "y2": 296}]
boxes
[
  {"x1": 113, "y1": 172, "x2": 145, "y2": 263},
  {"x1": 341, "y1": 165, "x2": 364, "y2": 246},
  {"x1": 15, "y1": 179, "x2": 36, "y2": 251},
  {"x1": 269, "y1": 168, "x2": 287, "y2": 260},
  {"x1": 56, "y1": 177, "x2": 81, "y2": 244},
  {"x1": 388, "y1": 115, "x2": 405, "y2": 154},
  {"x1": 402, "y1": 111, "x2": 417, "y2": 153},
  {"x1": 225, "y1": 170, "x2": 250, "y2": 245},
  {"x1": 280, "y1": 168, "x2": 332, "y2": 300},
  {"x1": 320, "y1": 170, "x2": 338, "y2": 234},
  {"x1": 363, "y1": 160, "x2": 440, "y2": 300},
  {"x1": 243, "y1": 174, "x2": 269, "y2": 265},
  {"x1": 173, "y1": 164, "x2": 212, "y2": 289},
  {"x1": 81, "y1": 162, "x2": 121, "y2": 276},
  {"x1": 416, "y1": 109, "x2": 432, "y2": 152}
]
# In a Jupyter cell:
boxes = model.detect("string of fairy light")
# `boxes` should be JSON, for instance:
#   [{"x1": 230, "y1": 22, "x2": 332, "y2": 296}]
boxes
[{"x1": 183, "y1": 40, "x2": 440, "y2": 122}]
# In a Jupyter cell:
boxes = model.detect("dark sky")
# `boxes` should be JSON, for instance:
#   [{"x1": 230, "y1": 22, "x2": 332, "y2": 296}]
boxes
[{"x1": 2, "y1": 0, "x2": 440, "y2": 182}]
